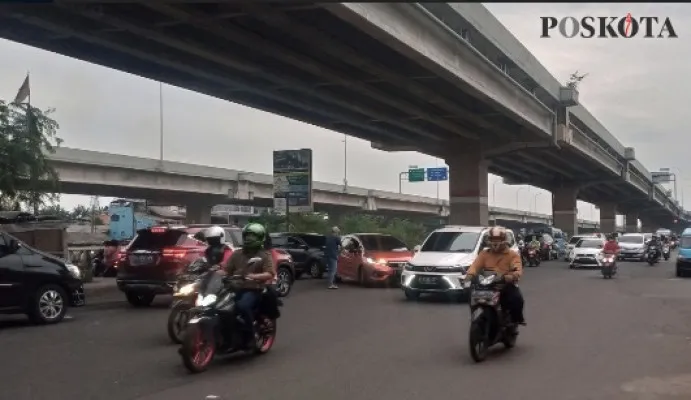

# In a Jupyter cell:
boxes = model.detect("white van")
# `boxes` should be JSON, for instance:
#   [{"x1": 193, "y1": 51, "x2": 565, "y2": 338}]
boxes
[{"x1": 401, "y1": 226, "x2": 518, "y2": 301}]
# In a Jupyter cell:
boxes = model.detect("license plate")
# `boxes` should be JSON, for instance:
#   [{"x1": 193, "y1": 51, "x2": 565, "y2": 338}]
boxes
[
  {"x1": 472, "y1": 290, "x2": 495, "y2": 299},
  {"x1": 130, "y1": 255, "x2": 154, "y2": 266},
  {"x1": 418, "y1": 276, "x2": 438, "y2": 284}
]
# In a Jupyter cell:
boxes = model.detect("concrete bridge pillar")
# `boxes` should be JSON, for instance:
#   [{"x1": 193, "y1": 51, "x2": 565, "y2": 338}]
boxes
[
  {"x1": 598, "y1": 202, "x2": 617, "y2": 234},
  {"x1": 625, "y1": 211, "x2": 639, "y2": 233},
  {"x1": 552, "y1": 186, "x2": 579, "y2": 237},
  {"x1": 185, "y1": 202, "x2": 212, "y2": 224},
  {"x1": 445, "y1": 150, "x2": 488, "y2": 226},
  {"x1": 640, "y1": 217, "x2": 658, "y2": 233}
]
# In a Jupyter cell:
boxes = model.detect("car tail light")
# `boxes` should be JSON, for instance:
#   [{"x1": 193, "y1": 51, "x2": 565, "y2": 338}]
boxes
[
  {"x1": 162, "y1": 247, "x2": 188, "y2": 259},
  {"x1": 150, "y1": 227, "x2": 167, "y2": 233}
]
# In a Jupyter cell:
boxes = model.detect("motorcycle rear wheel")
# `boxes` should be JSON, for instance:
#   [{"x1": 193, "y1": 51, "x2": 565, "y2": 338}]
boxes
[
  {"x1": 254, "y1": 317, "x2": 277, "y2": 354},
  {"x1": 181, "y1": 324, "x2": 216, "y2": 373},
  {"x1": 469, "y1": 322, "x2": 489, "y2": 363}
]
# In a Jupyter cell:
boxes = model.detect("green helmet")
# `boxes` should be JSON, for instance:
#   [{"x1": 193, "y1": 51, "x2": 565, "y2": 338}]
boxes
[{"x1": 242, "y1": 223, "x2": 266, "y2": 251}]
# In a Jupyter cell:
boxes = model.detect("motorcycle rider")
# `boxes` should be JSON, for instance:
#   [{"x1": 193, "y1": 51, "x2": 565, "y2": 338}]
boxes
[
  {"x1": 646, "y1": 234, "x2": 661, "y2": 259},
  {"x1": 203, "y1": 226, "x2": 232, "y2": 267},
  {"x1": 224, "y1": 223, "x2": 276, "y2": 348},
  {"x1": 603, "y1": 234, "x2": 620, "y2": 255},
  {"x1": 465, "y1": 226, "x2": 526, "y2": 325}
]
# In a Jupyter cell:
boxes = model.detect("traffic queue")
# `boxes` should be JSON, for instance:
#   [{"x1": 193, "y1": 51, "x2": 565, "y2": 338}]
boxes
[{"x1": 0, "y1": 221, "x2": 683, "y2": 371}]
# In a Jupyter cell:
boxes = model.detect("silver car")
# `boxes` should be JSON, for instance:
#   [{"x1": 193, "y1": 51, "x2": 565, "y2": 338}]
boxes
[{"x1": 617, "y1": 234, "x2": 647, "y2": 261}]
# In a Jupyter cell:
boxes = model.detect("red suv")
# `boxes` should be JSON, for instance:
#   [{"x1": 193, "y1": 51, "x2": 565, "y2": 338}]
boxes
[{"x1": 116, "y1": 225, "x2": 295, "y2": 307}]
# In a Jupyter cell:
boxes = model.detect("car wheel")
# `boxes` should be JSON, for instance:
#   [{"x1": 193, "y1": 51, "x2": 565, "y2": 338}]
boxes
[
  {"x1": 358, "y1": 266, "x2": 370, "y2": 287},
  {"x1": 309, "y1": 260, "x2": 323, "y2": 279},
  {"x1": 28, "y1": 284, "x2": 68, "y2": 324},
  {"x1": 126, "y1": 291, "x2": 155, "y2": 307},
  {"x1": 275, "y1": 267, "x2": 293, "y2": 297}
]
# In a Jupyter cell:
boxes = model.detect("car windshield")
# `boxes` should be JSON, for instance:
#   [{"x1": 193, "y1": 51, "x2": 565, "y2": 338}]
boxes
[
  {"x1": 680, "y1": 237, "x2": 691, "y2": 248},
  {"x1": 618, "y1": 235, "x2": 643, "y2": 244},
  {"x1": 577, "y1": 239, "x2": 603, "y2": 248},
  {"x1": 357, "y1": 235, "x2": 408, "y2": 252},
  {"x1": 569, "y1": 236, "x2": 586, "y2": 244},
  {"x1": 129, "y1": 229, "x2": 187, "y2": 250},
  {"x1": 420, "y1": 231, "x2": 481, "y2": 253}
]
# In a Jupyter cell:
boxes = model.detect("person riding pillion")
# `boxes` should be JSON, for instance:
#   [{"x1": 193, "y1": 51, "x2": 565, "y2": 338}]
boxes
[
  {"x1": 465, "y1": 226, "x2": 526, "y2": 325},
  {"x1": 224, "y1": 223, "x2": 275, "y2": 348},
  {"x1": 203, "y1": 225, "x2": 232, "y2": 267}
]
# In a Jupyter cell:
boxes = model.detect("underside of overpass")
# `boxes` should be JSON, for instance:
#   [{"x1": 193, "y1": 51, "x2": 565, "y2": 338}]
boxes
[{"x1": 0, "y1": 2, "x2": 676, "y2": 229}]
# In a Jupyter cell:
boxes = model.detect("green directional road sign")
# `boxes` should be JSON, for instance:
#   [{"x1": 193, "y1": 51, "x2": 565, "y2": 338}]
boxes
[{"x1": 408, "y1": 168, "x2": 425, "y2": 182}]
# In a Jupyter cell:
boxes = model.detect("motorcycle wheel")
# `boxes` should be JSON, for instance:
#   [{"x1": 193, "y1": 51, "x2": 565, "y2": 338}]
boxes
[
  {"x1": 167, "y1": 302, "x2": 193, "y2": 344},
  {"x1": 469, "y1": 321, "x2": 489, "y2": 363},
  {"x1": 254, "y1": 317, "x2": 277, "y2": 354},
  {"x1": 181, "y1": 324, "x2": 216, "y2": 373}
]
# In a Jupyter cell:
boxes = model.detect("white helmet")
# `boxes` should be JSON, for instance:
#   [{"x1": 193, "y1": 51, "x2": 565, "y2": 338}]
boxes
[{"x1": 203, "y1": 226, "x2": 225, "y2": 244}]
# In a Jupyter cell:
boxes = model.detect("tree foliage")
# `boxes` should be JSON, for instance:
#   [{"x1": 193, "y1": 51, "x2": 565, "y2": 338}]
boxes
[
  {"x1": 566, "y1": 70, "x2": 588, "y2": 90},
  {"x1": 0, "y1": 100, "x2": 62, "y2": 211},
  {"x1": 251, "y1": 211, "x2": 429, "y2": 247}
]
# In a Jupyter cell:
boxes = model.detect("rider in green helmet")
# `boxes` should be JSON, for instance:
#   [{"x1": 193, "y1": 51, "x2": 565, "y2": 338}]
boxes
[{"x1": 224, "y1": 223, "x2": 275, "y2": 349}]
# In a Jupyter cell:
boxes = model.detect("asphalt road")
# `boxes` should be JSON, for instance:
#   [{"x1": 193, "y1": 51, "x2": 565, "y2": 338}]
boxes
[{"x1": 3, "y1": 258, "x2": 691, "y2": 400}]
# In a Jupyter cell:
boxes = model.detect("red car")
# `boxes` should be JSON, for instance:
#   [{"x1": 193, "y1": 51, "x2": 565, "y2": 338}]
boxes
[
  {"x1": 116, "y1": 225, "x2": 295, "y2": 306},
  {"x1": 337, "y1": 233, "x2": 413, "y2": 286}
]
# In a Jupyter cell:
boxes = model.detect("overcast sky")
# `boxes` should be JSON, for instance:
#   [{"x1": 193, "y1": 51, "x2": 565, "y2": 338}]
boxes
[{"x1": 1, "y1": 3, "x2": 687, "y2": 223}]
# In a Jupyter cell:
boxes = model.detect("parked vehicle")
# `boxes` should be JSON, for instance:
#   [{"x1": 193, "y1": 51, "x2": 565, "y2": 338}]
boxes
[
  {"x1": 0, "y1": 231, "x2": 85, "y2": 324},
  {"x1": 117, "y1": 225, "x2": 295, "y2": 307},
  {"x1": 617, "y1": 234, "x2": 648, "y2": 261},
  {"x1": 179, "y1": 262, "x2": 281, "y2": 373},
  {"x1": 402, "y1": 226, "x2": 518, "y2": 301},
  {"x1": 569, "y1": 238, "x2": 605, "y2": 269},
  {"x1": 338, "y1": 233, "x2": 412, "y2": 287},
  {"x1": 464, "y1": 272, "x2": 519, "y2": 362},
  {"x1": 269, "y1": 232, "x2": 326, "y2": 279}
]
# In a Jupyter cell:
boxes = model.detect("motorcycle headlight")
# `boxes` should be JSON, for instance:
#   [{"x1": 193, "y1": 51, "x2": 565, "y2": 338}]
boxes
[
  {"x1": 66, "y1": 263, "x2": 81, "y2": 279},
  {"x1": 195, "y1": 294, "x2": 217, "y2": 307},
  {"x1": 177, "y1": 283, "x2": 196, "y2": 296}
]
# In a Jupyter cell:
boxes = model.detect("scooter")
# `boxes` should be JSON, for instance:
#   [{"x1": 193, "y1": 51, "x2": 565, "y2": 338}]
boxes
[
  {"x1": 525, "y1": 248, "x2": 540, "y2": 267},
  {"x1": 167, "y1": 258, "x2": 214, "y2": 344},
  {"x1": 600, "y1": 253, "x2": 617, "y2": 279},
  {"x1": 662, "y1": 244, "x2": 670, "y2": 261},
  {"x1": 647, "y1": 246, "x2": 659, "y2": 266}
]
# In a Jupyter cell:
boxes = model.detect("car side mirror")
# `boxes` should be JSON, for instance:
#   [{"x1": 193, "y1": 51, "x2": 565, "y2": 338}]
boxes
[{"x1": 413, "y1": 245, "x2": 421, "y2": 253}]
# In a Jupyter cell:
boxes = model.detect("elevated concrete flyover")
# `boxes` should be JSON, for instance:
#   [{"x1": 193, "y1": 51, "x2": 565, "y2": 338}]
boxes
[
  {"x1": 1, "y1": 2, "x2": 681, "y2": 233},
  {"x1": 46, "y1": 147, "x2": 606, "y2": 230}
]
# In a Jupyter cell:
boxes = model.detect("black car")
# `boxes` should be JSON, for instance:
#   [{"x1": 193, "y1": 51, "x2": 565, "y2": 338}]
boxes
[
  {"x1": 269, "y1": 232, "x2": 326, "y2": 279},
  {"x1": 0, "y1": 231, "x2": 85, "y2": 324}
]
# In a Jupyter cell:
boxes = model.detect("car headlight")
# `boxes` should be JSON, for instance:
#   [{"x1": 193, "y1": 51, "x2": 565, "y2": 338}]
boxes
[
  {"x1": 195, "y1": 294, "x2": 217, "y2": 307},
  {"x1": 177, "y1": 283, "x2": 196, "y2": 296},
  {"x1": 366, "y1": 257, "x2": 374, "y2": 264},
  {"x1": 66, "y1": 263, "x2": 81, "y2": 279},
  {"x1": 404, "y1": 262, "x2": 414, "y2": 271},
  {"x1": 450, "y1": 264, "x2": 468, "y2": 273}
]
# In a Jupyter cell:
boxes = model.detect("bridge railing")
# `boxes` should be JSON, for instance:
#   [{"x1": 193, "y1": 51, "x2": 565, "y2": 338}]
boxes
[{"x1": 569, "y1": 124, "x2": 623, "y2": 175}]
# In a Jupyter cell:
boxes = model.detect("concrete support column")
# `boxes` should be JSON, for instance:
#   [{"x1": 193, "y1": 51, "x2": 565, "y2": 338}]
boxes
[
  {"x1": 445, "y1": 150, "x2": 488, "y2": 226},
  {"x1": 640, "y1": 217, "x2": 658, "y2": 233},
  {"x1": 552, "y1": 186, "x2": 579, "y2": 237},
  {"x1": 598, "y1": 202, "x2": 617, "y2": 234},
  {"x1": 625, "y1": 211, "x2": 639, "y2": 233},
  {"x1": 185, "y1": 202, "x2": 212, "y2": 224}
]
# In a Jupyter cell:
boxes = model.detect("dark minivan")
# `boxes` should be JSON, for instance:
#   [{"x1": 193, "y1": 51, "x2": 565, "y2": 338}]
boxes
[
  {"x1": 0, "y1": 231, "x2": 85, "y2": 324},
  {"x1": 269, "y1": 232, "x2": 326, "y2": 279}
]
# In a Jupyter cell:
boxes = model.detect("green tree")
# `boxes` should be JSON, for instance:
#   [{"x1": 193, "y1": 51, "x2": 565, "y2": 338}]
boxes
[
  {"x1": 38, "y1": 204, "x2": 71, "y2": 220},
  {"x1": 0, "y1": 100, "x2": 61, "y2": 212},
  {"x1": 382, "y1": 217, "x2": 427, "y2": 247},
  {"x1": 71, "y1": 204, "x2": 90, "y2": 220}
]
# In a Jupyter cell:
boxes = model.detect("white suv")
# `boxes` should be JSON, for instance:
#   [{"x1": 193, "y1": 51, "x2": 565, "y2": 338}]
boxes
[{"x1": 401, "y1": 226, "x2": 518, "y2": 301}]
